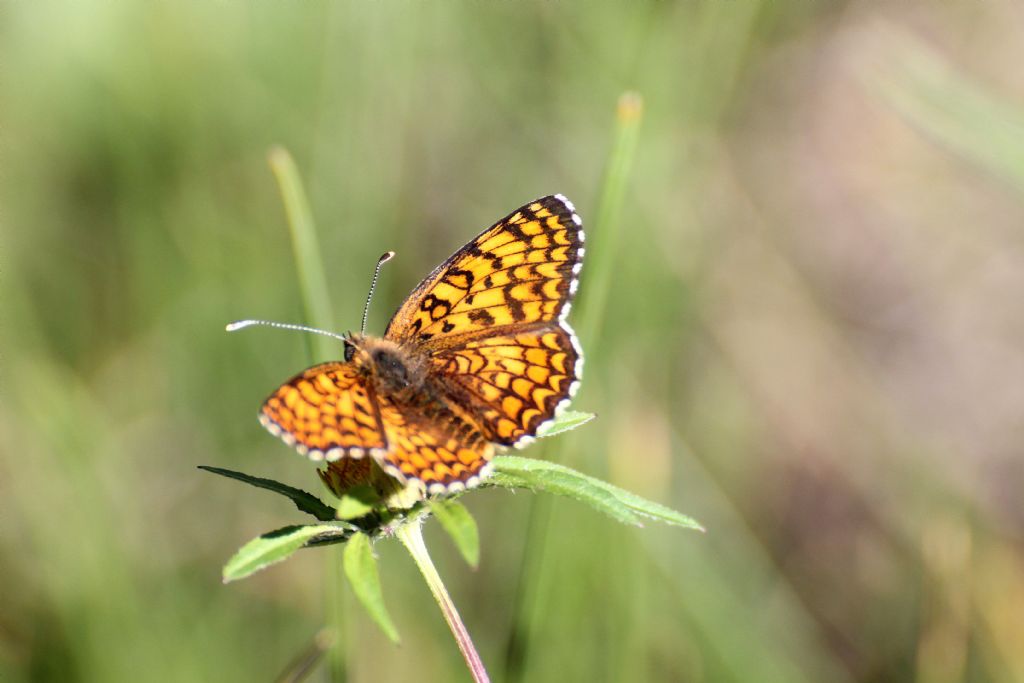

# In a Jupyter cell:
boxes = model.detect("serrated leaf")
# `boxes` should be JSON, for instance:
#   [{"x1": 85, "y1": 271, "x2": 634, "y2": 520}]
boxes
[
  {"x1": 223, "y1": 523, "x2": 353, "y2": 583},
  {"x1": 199, "y1": 465, "x2": 336, "y2": 521},
  {"x1": 535, "y1": 410, "x2": 596, "y2": 439},
  {"x1": 336, "y1": 485, "x2": 379, "y2": 520},
  {"x1": 429, "y1": 500, "x2": 480, "y2": 568},
  {"x1": 492, "y1": 467, "x2": 640, "y2": 526},
  {"x1": 489, "y1": 456, "x2": 704, "y2": 531},
  {"x1": 344, "y1": 532, "x2": 400, "y2": 644}
]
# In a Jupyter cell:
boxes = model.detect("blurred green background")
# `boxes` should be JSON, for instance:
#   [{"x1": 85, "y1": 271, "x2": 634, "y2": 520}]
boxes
[{"x1": 3, "y1": 1, "x2": 1023, "y2": 681}]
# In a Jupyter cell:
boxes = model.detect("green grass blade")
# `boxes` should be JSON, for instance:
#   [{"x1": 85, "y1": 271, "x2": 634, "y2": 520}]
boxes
[
  {"x1": 199, "y1": 465, "x2": 337, "y2": 521},
  {"x1": 268, "y1": 145, "x2": 349, "y2": 677},
  {"x1": 576, "y1": 92, "x2": 644, "y2": 346},
  {"x1": 268, "y1": 146, "x2": 335, "y2": 360},
  {"x1": 223, "y1": 524, "x2": 352, "y2": 583},
  {"x1": 501, "y1": 94, "x2": 645, "y2": 681},
  {"x1": 343, "y1": 532, "x2": 401, "y2": 644},
  {"x1": 429, "y1": 500, "x2": 480, "y2": 569},
  {"x1": 871, "y1": 35, "x2": 1024, "y2": 194}
]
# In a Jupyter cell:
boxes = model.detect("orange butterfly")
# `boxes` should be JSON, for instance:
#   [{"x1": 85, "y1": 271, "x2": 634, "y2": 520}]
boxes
[{"x1": 257, "y1": 195, "x2": 584, "y2": 495}]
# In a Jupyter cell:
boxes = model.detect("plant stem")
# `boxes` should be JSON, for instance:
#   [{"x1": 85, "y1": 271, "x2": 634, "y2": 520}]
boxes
[{"x1": 397, "y1": 521, "x2": 491, "y2": 683}]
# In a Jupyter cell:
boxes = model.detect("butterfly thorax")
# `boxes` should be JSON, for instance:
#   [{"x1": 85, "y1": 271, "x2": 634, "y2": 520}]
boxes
[{"x1": 349, "y1": 335, "x2": 428, "y2": 401}]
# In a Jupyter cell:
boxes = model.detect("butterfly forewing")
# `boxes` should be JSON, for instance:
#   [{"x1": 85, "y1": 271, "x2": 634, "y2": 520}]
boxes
[
  {"x1": 384, "y1": 194, "x2": 585, "y2": 452},
  {"x1": 384, "y1": 194, "x2": 584, "y2": 344},
  {"x1": 260, "y1": 363, "x2": 386, "y2": 461}
]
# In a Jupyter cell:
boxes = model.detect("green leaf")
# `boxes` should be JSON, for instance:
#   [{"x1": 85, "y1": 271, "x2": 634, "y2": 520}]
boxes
[
  {"x1": 492, "y1": 466, "x2": 640, "y2": 526},
  {"x1": 336, "y1": 485, "x2": 379, "y2": 520},
  {"x1": 489, "y1": 456, "x2": 704, "y2": 531},
  {"x1": 428, "y1": 500, "x2": 480, "y2": 568},
  {"x1": 199, "y1": 465, "x2": 337, "y2": 521},
  {"x1": 344, "y1": 532, "x2": 401, "y2": 644},
  {"x1": 536, "y1": 410, "x2": 595, "y2": 439},
  {"x1": 223, "y1": 523, "x2": 353, "y2": 583}
]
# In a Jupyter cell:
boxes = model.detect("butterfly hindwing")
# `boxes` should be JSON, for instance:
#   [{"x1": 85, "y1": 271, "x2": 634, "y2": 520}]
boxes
[
  {"x1": 431, "y1": 324, "x2": 582, "y2": 447},
  {"x1": 374, "y1": 392, "x2": 495, "y2": 494}
]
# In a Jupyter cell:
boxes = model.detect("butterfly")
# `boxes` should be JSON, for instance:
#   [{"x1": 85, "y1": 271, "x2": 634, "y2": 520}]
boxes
[{"x1": 257, "y1": 195, "x2": 584, "y2": 495}]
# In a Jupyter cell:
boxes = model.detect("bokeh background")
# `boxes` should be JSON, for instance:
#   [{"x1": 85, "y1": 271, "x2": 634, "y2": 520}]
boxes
[{"x1": 3, "y1": 1, "x2": 1023, "y2": 681}]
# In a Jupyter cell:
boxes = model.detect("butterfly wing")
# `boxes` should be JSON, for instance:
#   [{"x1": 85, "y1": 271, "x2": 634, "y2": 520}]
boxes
[
  {"x1": 384, "y1": 194, "x2": 584, "y2": 344},
  {"x1": 260, "y1": 362, "x2": 387, "y2": 461},
  {"x1": 259, "y1": 360, "x2": 494, "y2": 494},
  {"x1": 374, "y1": 392, "x2": 495, "y2": 494},
  {"x1": 385, "y1": 194, "x2": 585, "y2": 449},
  {"x1": 431, "y1": 325, "x2": 581, "y2": 447}
]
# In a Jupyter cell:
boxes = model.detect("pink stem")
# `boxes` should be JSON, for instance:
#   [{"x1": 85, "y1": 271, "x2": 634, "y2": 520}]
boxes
[{"x1": 398, "y1": 521, "x2": 490, "y2": 683}]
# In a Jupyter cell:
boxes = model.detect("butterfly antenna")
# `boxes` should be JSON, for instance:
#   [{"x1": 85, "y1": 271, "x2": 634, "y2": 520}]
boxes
[
  {"x1": 225, "y1": 319, "x2": 349, "y2": 345},
  {"x1": 361, "y1": 251, "x2": 395, "y2": 335}
]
